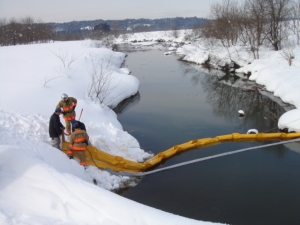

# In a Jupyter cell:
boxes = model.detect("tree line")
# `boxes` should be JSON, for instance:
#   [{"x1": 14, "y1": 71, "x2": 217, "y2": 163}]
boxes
[
  {"x1": 0, "y1": 16, "x2": 208, "y2": 46},
  {"x1": 0, "y1": 17, "x2": 112, "y2": 46},
  {"x1": 50, "y1": 17, "x2": 208, "y2": 33},
  {"x1": 201, "y1": 0, "x2": 300, "y2": 59},
  {"x1": 0, "y1": 17, "x2": 54, "y2": 46},
  {"x1": 2, "y1": 0, "x2": 300, "y2": 56}
]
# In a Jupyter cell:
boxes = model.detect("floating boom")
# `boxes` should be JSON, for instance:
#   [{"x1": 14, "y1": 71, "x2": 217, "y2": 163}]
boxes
[{"x1": 62, "y1": 132, "x2": 300, "y2": 173}]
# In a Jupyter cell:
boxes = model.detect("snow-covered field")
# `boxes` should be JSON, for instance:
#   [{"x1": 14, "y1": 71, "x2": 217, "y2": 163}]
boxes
[
  {"x1": 0, "y1": 39, "x2": 224, "y2": 224},
  {"x1": 1, "y1": 28, "x2": 300, "y2": 224}
]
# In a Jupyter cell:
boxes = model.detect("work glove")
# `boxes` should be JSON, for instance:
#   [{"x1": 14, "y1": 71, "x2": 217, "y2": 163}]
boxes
[{"x1": 62, "y1": 111, "x2": 67, "y2": 116}]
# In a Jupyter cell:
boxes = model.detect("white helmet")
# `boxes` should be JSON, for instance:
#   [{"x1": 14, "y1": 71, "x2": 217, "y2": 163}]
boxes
[{"x1": 61, "y1": 93, "x2": 68, "y2": 101}]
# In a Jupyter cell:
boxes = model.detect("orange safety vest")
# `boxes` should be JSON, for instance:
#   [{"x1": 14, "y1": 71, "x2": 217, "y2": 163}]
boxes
[
  {"x1": 56, "y1": 97, "x2": 77, "y2": 120},
  {"x1": 69, "y1": 129, "x2": 89, "y2": 151}
]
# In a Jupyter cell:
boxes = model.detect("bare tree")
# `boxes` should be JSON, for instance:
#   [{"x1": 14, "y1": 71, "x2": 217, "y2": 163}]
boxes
[
  {"x1": 264, "y1": 0, "x2": 293, "y2": 50},
  {"x1": 87, "y1": 53, "x2": 119, "y2": 104},
  {"x1": 171, "y1": 25, "x2": 179, "y2": 38},
  {"x1": 201, "y1": 20, "x2": 218, "y2": 39},
  {"x1": 49, "y1": 49, "x2": 82, "y2": 77},
  {"x1": 6, "y1": 18, "x2": 22, "y2": 46},
  {"x1": 209, "y1": 0, "x2": 242, "y2": 47},
  {"x1": 238, "y1": 0, "x2": 269, "y2": 58},
  {"x1": 0, "y1": 18, "x2": 8, "y2": 46},
  {"x1": 20, "y1": 17, "x2": 35, "y2": 44},
  {"x1": 279, "y1": 37, "x2": 296, "y2": 65},
  {"x1": 43, "y1": 74, "x2": 64, "y2": 86},
  {"x1": 188, "y1": 24, "x2": 203, "y2": 40},
  {"x1": 245, "y1": 0, "x2": 268, "y2": 46},
  {"x1": 290, "y1": 0, "x2": 300, "y2": 45}
]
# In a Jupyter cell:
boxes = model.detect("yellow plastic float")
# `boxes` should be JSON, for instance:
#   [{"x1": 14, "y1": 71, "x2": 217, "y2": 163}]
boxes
[{"x1": 62, "y1": 132, "x2": 300, "y2": 173}]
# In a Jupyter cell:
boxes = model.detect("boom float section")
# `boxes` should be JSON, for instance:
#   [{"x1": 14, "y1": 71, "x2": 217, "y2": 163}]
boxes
[{"x1": 62, "y1": 132, "x2": 300, "y2": 173}]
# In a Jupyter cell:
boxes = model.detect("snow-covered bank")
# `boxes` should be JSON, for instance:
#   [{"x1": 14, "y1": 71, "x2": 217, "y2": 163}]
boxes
[
  {"x1": 0, "y1": 40, "x2": 224, "y2": 224},
  {"x1": 178, "y1": 39, "x2": 300, "y2": 131},
  {"x1": 182, "y1": 41, "x2": 300, "y2": 131},
  {"x1": 117, "y1": 30, "x2": 188, "y2": 43},
  {"x1": 0, "y1": 143, "x2": 214, "y2": 225},
  {"x1": 0, "y1": 40, "x2": 151, "y2": 163}
]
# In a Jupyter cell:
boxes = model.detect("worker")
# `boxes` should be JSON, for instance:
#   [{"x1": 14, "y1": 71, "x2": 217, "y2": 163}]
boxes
[
  {"x1": 49, "y1": 108, "x2": 65, "y2": 150},
  {"x1": 67, "y1": 121, "x2": 89, "y2": 168},
  {"x1": 56, "y1": 93, "x2": 77, "y2": 135},
  {"x1": 71, "y1": 119, "x2": 86, "y2": 132}
]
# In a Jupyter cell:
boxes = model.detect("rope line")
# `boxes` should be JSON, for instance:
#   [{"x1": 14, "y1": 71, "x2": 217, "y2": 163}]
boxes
[
  {"x1": 86, "y1": 146, "x2": 103, "y2": 170},
  {"x1": 263, "y1": 117, "x2": 300, "y2": 133},
  {"x1": 114, "y1": 137, "x2": 300, "y2": 177}
]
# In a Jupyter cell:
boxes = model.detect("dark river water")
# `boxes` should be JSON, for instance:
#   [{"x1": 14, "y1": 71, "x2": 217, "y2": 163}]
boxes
[{"x1": 114, "y1": 44, "x2": 300, "y2": 225}]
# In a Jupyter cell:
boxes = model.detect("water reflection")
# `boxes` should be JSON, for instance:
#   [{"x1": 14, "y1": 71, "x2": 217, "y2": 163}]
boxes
[
  {"x1": 175, "y1": 59, "x2": 290, "y2": 133},
  {"x1": 113, "y1": 92, "x2": 140, "y2": 114},
  {"x1": 203, "y1": 76, "x2": 283, "y2": 130}
]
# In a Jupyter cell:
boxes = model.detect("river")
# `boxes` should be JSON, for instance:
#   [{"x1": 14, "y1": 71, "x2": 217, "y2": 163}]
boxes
[{"x1": 114, "y1": 43, "x2": 300, "y2": 225}]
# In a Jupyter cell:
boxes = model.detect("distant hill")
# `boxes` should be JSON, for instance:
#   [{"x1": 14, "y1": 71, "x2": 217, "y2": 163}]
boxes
[{"x1": 48, "y1": 17, "x2": 209, "y2": 34}]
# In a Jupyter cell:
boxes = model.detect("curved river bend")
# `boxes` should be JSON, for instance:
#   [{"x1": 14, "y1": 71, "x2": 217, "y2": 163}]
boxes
[{"x1": 114, "y1": 44, "x2": 300, "y2": 225}]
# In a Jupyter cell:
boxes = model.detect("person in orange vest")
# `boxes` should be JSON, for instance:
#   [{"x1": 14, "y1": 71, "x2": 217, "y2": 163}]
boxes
[
  {"x1": 56, "y1": 93, "x2": 77, "y2": 135},
  {"x1": 67, "y1": 121, "x2": 89, "y2": 168},
  {"x1": 71, "y1": 119, "x2": 86, "y2": 132}
]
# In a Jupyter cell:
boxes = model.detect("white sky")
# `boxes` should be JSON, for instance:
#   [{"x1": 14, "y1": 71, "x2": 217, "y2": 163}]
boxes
[{"x1": 0, "y1": 0, "x2": 226, "y2": 23}]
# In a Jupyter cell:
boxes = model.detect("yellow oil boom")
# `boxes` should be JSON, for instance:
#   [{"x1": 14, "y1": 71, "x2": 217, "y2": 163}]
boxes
[{"x1": 62, "y1": 132, "x2": 300, "y2": 173}]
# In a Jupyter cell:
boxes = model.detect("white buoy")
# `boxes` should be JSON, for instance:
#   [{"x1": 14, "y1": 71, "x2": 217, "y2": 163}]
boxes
[
  {"x1": 247, "y1": 129, "x2": 258, "y2": 134},
  {"x1": 238, "y1": 110, "x2": 245, "y2": 117}
]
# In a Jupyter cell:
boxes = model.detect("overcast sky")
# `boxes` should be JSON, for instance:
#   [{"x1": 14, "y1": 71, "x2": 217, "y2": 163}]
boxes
[{"x1": 0, "y1": 0, "x2": 224, "y2": 23}]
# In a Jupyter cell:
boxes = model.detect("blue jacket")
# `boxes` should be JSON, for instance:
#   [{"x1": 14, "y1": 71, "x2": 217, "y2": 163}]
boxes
[{"x1": 49, "y1": 113, "x2": 64, "y2": 137}]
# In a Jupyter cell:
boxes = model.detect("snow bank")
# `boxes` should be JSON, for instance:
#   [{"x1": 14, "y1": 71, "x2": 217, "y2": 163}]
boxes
[
  {"x1": 237, "y1": 46, "x2": 300, "y2": 109},
  {"x1": 0, "y1": 143, "x2": 214, "y2": 225},
  {"x1": 115, "y1": 30, "x2": 188, "y2": 43},
  {"x1": 0, "y1": 38, "x2": 223, "y2": 225}
]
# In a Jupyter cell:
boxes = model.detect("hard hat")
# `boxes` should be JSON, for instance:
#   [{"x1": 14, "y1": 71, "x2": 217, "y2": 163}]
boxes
[{"x1": 61, "y1": 93, "x2": 68, "y2": 101}]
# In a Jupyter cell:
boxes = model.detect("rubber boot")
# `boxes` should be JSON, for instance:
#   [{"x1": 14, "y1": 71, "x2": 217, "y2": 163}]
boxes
[{"x1": 67, "y1": 150, "x2": 73, "y2": 159}]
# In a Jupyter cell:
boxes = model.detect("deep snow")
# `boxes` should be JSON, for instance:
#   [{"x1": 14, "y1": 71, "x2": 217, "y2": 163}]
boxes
[{"x1": 0, "y1": 40, "x2": 223, "y2": 224}]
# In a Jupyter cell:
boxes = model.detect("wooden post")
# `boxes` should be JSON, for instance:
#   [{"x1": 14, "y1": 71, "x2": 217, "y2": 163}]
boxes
[{"x1": 78, "y1": 108, "x2": 83, "y2": 121}]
